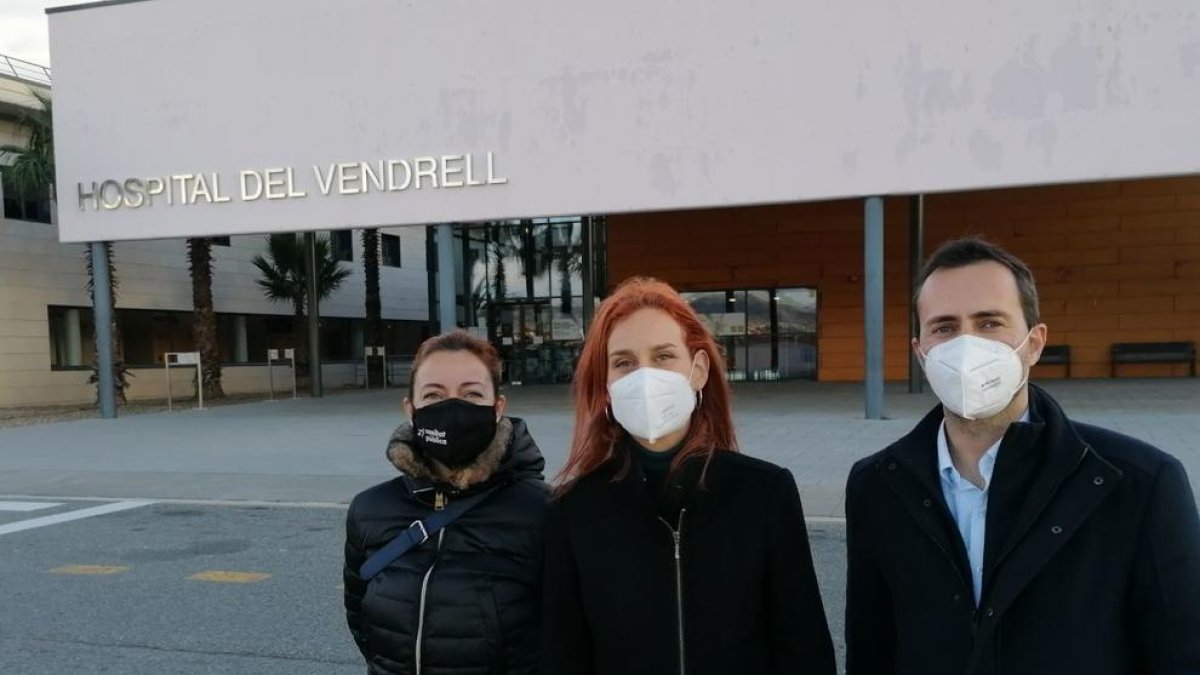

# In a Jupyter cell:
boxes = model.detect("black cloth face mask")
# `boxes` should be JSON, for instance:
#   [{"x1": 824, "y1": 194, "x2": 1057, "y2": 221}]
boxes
[{"x1": 411, "y1": 398, "x2": 499, "y2": 469}]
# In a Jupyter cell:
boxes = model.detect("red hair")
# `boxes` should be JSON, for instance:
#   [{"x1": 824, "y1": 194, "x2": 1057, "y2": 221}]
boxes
[{"x1": 555, "y1": 277, "x2": 738, "y2": 492}]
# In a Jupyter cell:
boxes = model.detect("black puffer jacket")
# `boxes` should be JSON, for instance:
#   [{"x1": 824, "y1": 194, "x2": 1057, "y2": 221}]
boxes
[{"x1": 344, "y1": 417, "x2": 550, "y2": 675}]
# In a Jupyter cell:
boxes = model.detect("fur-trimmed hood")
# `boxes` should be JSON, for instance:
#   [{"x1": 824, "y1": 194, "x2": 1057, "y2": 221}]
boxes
[{"x1": 386, "y1": 416, "x2": 545, "y2": 493}]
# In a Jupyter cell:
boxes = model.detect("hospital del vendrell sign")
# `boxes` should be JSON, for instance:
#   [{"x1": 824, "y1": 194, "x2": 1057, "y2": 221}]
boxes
[{"x1": 76, "y1": 152, "x2": 508, "y2": 211}]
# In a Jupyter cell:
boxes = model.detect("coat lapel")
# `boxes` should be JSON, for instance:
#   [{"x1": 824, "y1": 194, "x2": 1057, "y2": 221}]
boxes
[
  {"x1": 968, "y1": 386, "x2": 1125, "y2": 668},
  {"x1": 882, "y1": 407, "x2": 975, "y2": 599}
]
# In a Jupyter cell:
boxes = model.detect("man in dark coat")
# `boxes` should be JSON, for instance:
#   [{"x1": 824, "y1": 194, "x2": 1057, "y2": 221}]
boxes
[{"x1": 845, "y1": 237, "x2": 1200, "y2": 675}]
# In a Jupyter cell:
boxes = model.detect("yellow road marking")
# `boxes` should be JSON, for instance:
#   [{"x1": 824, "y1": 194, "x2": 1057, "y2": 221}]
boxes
[
  {"x1": 49, "y1": 565, "x2": 129, "y2": 575},
  {"x1": 188, "y1": 570, "x2": 271, "y2": 584}
]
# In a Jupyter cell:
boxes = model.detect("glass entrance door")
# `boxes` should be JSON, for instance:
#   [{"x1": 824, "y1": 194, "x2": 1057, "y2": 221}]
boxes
[{"x1": 681, "y1": 287, "x2": 818, "y2": 381}]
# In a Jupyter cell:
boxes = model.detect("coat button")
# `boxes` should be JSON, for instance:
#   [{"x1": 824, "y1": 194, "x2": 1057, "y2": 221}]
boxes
[
  {"x1": 1093, "y1": 476, "x2": 1105, "y2": 486},
  {"x1": 953, "y1": 593, "x2": 962, "y2": 603},
  {"x1": 985, "y1": 607, "x2": 996, "y2": 618},
  {"x1": 1051, "y1": 525, "x2": 1063, "y2": 535},
  {"x1": 923, "y1": 498, "x2": 932, "y2": 508},
  {"x1": 888, "y1": 462, "x2": 898, "y2": 471}
]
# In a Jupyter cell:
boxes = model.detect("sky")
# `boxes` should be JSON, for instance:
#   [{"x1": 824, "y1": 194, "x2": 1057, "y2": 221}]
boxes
[{"x1": 0, "y1": 0, "x2": 76, "y2": 68}]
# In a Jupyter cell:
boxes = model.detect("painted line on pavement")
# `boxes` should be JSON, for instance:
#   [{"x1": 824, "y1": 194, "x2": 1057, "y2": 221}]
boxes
[
  {"x1": 0, "y1": 494, "x2": 349, "y2": 509},
  {"x1": 0, "y1": 501, "x2": 64, "y2": 512},
  {"x1": 807, "y1": 516, "x2": 847, "y2": 524},
  {"x1": 189, "y1": 571, "x2": 272, "y2": 584},
  {"x1": 0, "y1": 494, "x2": 849, "y2": 522},
  {"x1": 49, "y1": 565, "x2": 129, "y2": 576},
  {"x1": 0, "y1": 500, "x2": 154, "y2": 537}
]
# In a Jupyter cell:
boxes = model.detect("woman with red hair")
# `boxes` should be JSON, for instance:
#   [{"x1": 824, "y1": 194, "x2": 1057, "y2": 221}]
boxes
[{"x1": 541, "y1": 278, "x2": 835, "y2": 675}]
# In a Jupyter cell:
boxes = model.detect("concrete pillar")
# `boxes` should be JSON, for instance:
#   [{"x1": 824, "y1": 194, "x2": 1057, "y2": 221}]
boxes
[
  {"x1": 91, "y1": 242, "x2": 117, "y2": 419},
  {"x1": 65, "y1": 308, "x2": 83, "y2": 366},
  {"x1": 908, "y1": 195, "x2": 925, "y2": 394},
  {"x1": 233, "y1": 315, "x2": 249, "y2": 363},
  {"x1": 864, "y1": 197, "x2": 885, "y2": 420},
  {"x1": 437, "y1": 224, "x2": 457, "y2": 333},
  {"x1": 304, "y1": 232, "x2": 323, "y2": 397}
]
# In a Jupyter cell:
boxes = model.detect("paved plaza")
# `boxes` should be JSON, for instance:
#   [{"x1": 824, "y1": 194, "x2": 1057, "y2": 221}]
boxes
[
  {"x1": 0, "y1": 378, "x2": 1195, "y2": 516},
  {"x1": 0, "y1": 378, "x2": 1195, "y2": 673}
]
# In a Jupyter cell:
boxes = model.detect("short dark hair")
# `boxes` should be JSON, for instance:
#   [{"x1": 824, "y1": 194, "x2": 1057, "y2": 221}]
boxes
[
  {"x1": 408, "y1": 330, "x2": 502, "y2": 399},
  {"x1": 914, "y1": 237, "x2": 1040, "y2": 330}
]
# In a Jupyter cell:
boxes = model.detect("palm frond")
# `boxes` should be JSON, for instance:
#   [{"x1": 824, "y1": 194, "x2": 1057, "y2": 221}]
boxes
[{"x1": 0, "y1": 88, "x2": 54, "y2": 201}]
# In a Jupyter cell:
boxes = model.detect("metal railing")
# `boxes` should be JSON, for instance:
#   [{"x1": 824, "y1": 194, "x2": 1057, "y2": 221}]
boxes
[{"x1": 0, "y1": 53, "x2": 51, "y2": 86}]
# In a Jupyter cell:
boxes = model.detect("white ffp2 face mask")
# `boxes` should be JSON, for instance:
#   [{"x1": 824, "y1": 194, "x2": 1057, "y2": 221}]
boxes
[
  {"x1": 920, "y1": 332, "x2": 1032, "y2": 421},
  {"x1": 608, "y1": 364, "x2": 698, "y2": 443}
]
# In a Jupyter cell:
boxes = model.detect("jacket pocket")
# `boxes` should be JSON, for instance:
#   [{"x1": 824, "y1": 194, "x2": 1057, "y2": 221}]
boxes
[
  {"x1": 360, "y1": 576, "x2": 381, "y2": 639},
  {"x1": 476, "y1": 586, "x2": 506, "y2": 673}
]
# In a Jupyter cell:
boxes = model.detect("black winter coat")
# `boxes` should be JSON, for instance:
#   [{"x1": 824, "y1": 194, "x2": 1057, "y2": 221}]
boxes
[
  {"x1": 541, "y1": 444, "x2": 836, "y2": 675},
  {"x1": 845, "y1": 385, "x2": 1200, "y2": 675},
  {"x1": 344, "y1": 417, "x2": 550, "y2": 675}
]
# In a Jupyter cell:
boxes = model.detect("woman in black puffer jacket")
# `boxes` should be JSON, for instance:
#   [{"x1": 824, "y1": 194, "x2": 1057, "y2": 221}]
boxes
[{"x1": 343, "y1": 331, "x2": 550, "y2": 675}]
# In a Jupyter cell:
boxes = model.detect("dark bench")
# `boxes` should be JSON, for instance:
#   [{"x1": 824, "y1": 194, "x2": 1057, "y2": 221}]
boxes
[
  {"x1": 1111, "y1": 342, "x2": 1196, "y2": 378},
  {"x1": 1038, "y1": 345, "x2": 1071, "y2": 378}
]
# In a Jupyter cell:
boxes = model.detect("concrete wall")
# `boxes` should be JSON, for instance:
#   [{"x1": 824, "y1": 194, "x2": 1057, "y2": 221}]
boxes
[{"x1": 607, "y1": 176, "x2": 1200, "y2": 381}]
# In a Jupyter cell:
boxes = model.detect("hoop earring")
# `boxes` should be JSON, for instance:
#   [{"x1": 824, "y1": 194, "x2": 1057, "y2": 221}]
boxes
[
  {"x1": 604, "y1": 404, "x2": 613, "y2": 422},
  {"x1": 697, "y1": 389, "x2": 704, "y2": 408}
]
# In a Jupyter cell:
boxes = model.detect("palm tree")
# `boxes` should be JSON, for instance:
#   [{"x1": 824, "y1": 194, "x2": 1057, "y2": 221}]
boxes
[
  {"x1": 490, "y1": 223, "x2": 507, "y2": 301},
  {"x1": 488, "y1": 220, "x2": 553, "y2": 300},
  {"x1": 187, "y1": 238, "x2": 224, "y2": 399},
  {"x1": 0, "y1": 89, "x2": 54, "y2": 205},
  {"x1": 556, "y1": 223, "x2": 584, "y2": 314},
  {"x1": 251, "y1": 233, "x2": 352, "y2": 378},
  {"x1": 361, "y1": 228, "x2": 384, "y2": 385},
  {"x1": 1, "y1": 88, "x2": 128, "y2": 404},
  {"x1": 519, "y1": 220, "x2": 538, "y2": 299}
]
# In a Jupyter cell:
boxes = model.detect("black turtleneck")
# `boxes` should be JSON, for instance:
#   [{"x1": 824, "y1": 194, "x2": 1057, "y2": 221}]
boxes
[{"x1": 632, "y1": 439, "x2": 683, "y2": 496}]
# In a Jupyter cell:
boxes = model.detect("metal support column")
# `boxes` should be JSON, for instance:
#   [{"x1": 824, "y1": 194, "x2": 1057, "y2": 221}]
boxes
[
  {"x1": 91, "y1": 241, "x2": 117, "y2": 419},
  {"x1": 304, "y1": 232, "x2": 323, "y2": 397},
  {"x1": 581, "y1": 216, "x2": 595, "y2": 331},
  {"x1": 436, "y1": 224, "x2": 457, "y2": 334},
  {"x1": 908, "y1": 195, "x2": 926, "y2": 394},
  {"x1": 864, "y1": 197, "x2": 886, "y2": 420}
]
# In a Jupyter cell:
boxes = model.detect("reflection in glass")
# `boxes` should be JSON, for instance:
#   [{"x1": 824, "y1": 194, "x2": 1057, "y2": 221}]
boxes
[
  {"x1": 453, "y1": 217, "x2": 594, "y2": 384},
  {"x1": 682, "y1": 287, "x2": 818, "y2": 381}
]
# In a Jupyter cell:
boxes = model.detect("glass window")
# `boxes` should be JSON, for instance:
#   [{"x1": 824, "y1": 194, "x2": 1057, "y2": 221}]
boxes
[
  {"x1": 381, "y1": 234, "x2": 401, "y2": 267},
  {"x1": 548, "y1": 220, "x2": 583, "y2": 316},
  {"x1": 681, "y1": 287, "x2": 818, "y2": 381},
  {"x1": 488, "y1": 222, "x2": 525, "y2": 300},
  {"x1": 745, "y1": 290, "x2": 774, "y2": 378},
  {"x1": 529, "y1": 221, "x2": 553, "y2": 299},
  {"x1": 383, "y1": 320, "x2": 431, "y2": 356},
  {"x1": 264, "y1": 316, "x2": 295, "y2": 353},
  {"x1": 774, "y1": 288, "x2": 818, "y2": 380},
  {"x1": 216, "y1": 314, "x2": 261, "y2": 364},
  {"x1": 331, "y1": 230, "x2": 353, "y2": 262},
  {"x1": 2, "y1": 172, "x2": 52, "y2": 224},
  {"x1": 119, "y1": 310, "x2": 194, "y2": 366},
  {"x1": 449, "y1": 217, "x2": 602, "y2": 384},
  {"x1": 321, "y1": 317, "x2": 357, "y2": 361},
  {"x1": 243, "y1": 315, "x2": 270, "y2": 362},
  {"x1": 48, "y1": 306, "x2": 92, "y2": 368},
  {"x1": 210, "y1": 236, "x2": 231, "y2": 247}
]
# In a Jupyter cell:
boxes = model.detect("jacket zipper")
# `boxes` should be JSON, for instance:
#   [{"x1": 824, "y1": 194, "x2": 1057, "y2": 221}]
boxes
[
  {"x1": 414, "y1": 527, "x2": 446, "y2": 674},
  {"x1": 659, "y1": 508, "x2": 688, "y2": 675}
]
